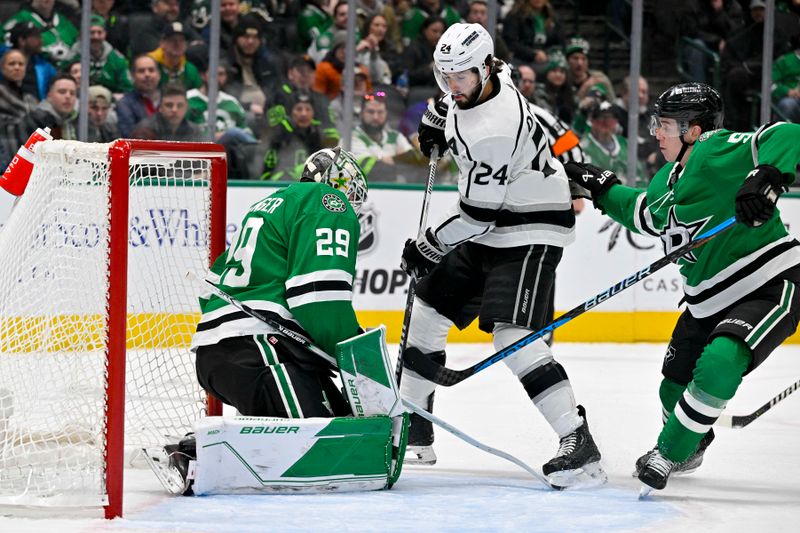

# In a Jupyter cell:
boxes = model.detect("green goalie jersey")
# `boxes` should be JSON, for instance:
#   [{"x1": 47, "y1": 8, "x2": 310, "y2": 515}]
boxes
[
  {"x1": 597, "y1": 122, "x2": 800, "y2": 319},
  {"x1": 192, "y1": 181, "x2": 361, "y2": 357}
]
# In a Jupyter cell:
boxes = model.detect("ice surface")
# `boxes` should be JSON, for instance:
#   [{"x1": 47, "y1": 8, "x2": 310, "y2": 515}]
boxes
[{"x1": 1, "y1": 342, "x2": 798, "y2": 532}]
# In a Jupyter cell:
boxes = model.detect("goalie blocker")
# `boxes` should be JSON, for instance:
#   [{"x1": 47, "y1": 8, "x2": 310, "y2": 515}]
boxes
[{"x1": 152, "y1": 327, "x2": 408, "y2": 495}]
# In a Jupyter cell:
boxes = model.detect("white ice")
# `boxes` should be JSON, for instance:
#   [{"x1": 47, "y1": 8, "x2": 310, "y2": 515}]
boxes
[{"x1": 1, "y1": 342, "x2": 798, "y2": 532}]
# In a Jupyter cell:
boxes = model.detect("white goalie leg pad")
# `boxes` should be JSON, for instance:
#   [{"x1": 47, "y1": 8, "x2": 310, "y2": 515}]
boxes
[
  {"x1": 336, "y1": 325, "x2": 404, "y2": 417},
  {"x1": 400, "y1": 298, "x2": 452, "y2": 405},
  {"x1": 192, "y1": 415, "x2": 395, "y2": 495},
  {"x1": 494, "y1": 324, "x2": 581, "y2": 437}
]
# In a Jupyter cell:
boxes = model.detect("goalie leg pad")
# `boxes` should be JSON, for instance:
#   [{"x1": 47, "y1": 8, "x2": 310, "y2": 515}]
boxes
[{"x1": 192, "y1": 415, "x2": 396, "y2": 495}]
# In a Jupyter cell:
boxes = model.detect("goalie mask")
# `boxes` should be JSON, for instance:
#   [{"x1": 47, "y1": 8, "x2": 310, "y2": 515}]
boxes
[
  {"x1": 433, "y1": 22, "x2": 494, "y2": 108},
  {"x1": 302, "y1": 147, "x2": 368, "y2": 214}
]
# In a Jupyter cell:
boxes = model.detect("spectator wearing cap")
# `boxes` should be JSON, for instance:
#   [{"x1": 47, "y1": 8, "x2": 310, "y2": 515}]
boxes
[
  {"x1": 3, "y1": 0, "x2": 78, "y2": 64},
  {"x1": 1, "y1": 22, "x2": 56, "y2": 101},
  {"x1": 564, "y1": 36, "x2": 616, "y2": 103},
  {"x1": 92, "y1": 0, "x2": 131, "y2": 57},
  {"x1": 350, "y1": 91, "x2": 424, "y2": 182},
  {"x1": 308, "y1": 2, "x2": 357, "y2": 65},
  {"x1": 0, "y1": 49, "x2": 39, "y2": 167},
  {"x1": 87, "y1": 85, "x2": 120, "y2": 143},
  {"x1": 225, "y1": 14, "x2": 284, "y2": 119},
  {"x1": 401, "y1": 15, "x2": 445, "y2": 93},
  {"x1": 401, "y1": 0, "x2": 461, "y2": 48},
  {"x1": 580, "y1": 100, "x2": 644, "y2": 186},
  {"x1": 269, "y1": 54, "x2": 338, "y2": 142},
  {"x1": 260, "y1": 91, "x2": 332, "y2": 181},
  {"x1": 147, "y1": 22, "x2": 202, "y2": 90},
  {"x1": 313, "y1": 32, "x2": 374, "y2": 101},
  {"x1": 297, "y1": 0, "x2": 333, "y2": 52},
  {"x1": 130, "y1": 82, "x2": 202, "y2": 142},
  {"x1": 20, "y1": 72, "x2": 78, "y2": 143},
  {"x1": 542, "y1": 51, "x2": 575, "y2": 124},
  {"x1": 502, "y1": 0, "x2": 562, "y2": 67},
  {"x1": 116, "y1": 54, "x2": 161, "y2": 137},
  {"x1": 329, "y1": 64, "x2": 374, "y2": 123},
  {"x1": 129, "y1": 0, "x2": 196, "y2": 58},
  {"x1": 64, "y1": 14, "x2": 132, "y2": 94}
]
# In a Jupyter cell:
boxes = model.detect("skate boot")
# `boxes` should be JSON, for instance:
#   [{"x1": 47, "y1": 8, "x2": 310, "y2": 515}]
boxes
[
  {"x1": 542, "y1": 405, "x2": 605, "y2": 488},
  {"x1": 634, "y1": 428, "x2": 714, "y2": 477},
  {"x1": 144, "y1": 434, "x2": 196, "y2": 495},
  {"x1": 638, "y1": 447, "x2": 676, "y2": 497}
]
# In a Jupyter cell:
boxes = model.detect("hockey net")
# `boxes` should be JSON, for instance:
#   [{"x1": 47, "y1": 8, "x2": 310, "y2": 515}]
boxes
[{"x1": 0, "y1": 140, "x2": 226, "y2": 517}]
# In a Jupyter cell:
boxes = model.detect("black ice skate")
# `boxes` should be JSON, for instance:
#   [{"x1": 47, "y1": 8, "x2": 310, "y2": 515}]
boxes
[
  {"x1": 143, "y1": 434, "x2": 196, "y2": 495},
  {"x1": 405, "y1": 412, "x2": 437, "y2": 465},
  {"x1": 638, "y1": 447, "x2": 676, "y2": 497},
  {"x1": 542, "y1": 405, "x2": 605, "y2": 488},
  {"x1": 634, "y1": 429, "x2": 715, "y2": 478}
]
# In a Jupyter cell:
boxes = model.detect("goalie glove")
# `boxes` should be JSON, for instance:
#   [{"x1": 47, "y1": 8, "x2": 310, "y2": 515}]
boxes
[
  {"x1": 563, "y1": 161, "x2": 620, "y2": 208},
  {"x1": 400, "y1": 228, "x2": 447, "y2": 279},
  {"x1": 417, "y1": 97, "x2": 448, "y2": 159},
  {"x1": 735, "y1": 164, "x2": 786, "y2": 227}
]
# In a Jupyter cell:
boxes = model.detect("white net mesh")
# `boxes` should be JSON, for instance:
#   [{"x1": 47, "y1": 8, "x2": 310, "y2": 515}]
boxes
[{"x1": 0, "y1": 141, "x2": 220, "y2": 507}]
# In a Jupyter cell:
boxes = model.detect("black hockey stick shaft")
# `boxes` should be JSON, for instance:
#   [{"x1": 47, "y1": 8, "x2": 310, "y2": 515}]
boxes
[
  {"x1": 404, "y1": 216, "x2": 737, "y2": 386},
  {"x1": 394, "y1": 147, "x2": 439, "y2": 386},
  {"x1": 717, "y1": 378, "x2": 800, "y2": 428}
]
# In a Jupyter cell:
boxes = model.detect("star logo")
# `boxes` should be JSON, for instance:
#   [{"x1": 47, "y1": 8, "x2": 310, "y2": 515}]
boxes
[{"x1": 660, "y1": 208, "x2": 710, "y2": 264}]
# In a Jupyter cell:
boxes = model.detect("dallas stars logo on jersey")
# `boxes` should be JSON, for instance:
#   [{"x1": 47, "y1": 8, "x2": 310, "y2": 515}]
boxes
[
  {"x1": 660, "y1": 209, "x2": 710, "y2": 264},
  {"x1": 322, "y1": 193, "x2": 347, "y2": 213}
]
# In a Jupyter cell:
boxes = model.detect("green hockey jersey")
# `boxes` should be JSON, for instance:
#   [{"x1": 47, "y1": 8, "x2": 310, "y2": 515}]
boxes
[
  {"x1": 192, "y1": 182, "x2": 361, "y2": 358},
  {"x1": 597, "y1": 122, "x2": 800, "y2": 318}
]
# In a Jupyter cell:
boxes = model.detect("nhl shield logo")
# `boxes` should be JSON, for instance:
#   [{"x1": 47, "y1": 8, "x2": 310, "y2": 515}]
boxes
[
  {"x1": 357, "y1": 203, "x2": 378, "y2": 255},
  {"x1": 322, "y1": 193, "x2": 347, "y2": 213}
]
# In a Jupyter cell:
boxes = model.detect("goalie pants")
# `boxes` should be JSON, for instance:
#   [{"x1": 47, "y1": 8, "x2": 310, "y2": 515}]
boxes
[
  {"x1": 196, "y1": 334, "x2": 351, "y2": 418},
  {"x1": 657, "y1": 277, "x2": 800, "y2": 461}
]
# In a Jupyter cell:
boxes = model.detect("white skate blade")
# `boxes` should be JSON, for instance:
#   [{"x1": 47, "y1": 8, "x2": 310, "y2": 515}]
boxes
[
  {"x1": 404, "y1": 445, "x2": 437, "y2": 465},
  {"x1": 547, "y1": 461, "x2": 607, "y2": 490},
  {"x1": 142, "y1": 447, "x2": 189, "y2": 495},
  {"x1": 638, "y1": 483, "x2": 656, "y2": 499}
]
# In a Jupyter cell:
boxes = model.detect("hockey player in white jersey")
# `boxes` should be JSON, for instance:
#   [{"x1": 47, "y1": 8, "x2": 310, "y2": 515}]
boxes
[{"x1": 398, "y1": 22, "x2": 603, "y2": 487}]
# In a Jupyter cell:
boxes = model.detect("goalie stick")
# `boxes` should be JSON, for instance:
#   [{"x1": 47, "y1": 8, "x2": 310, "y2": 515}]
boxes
[
  {"x1": 190, "y1": 274, "x2": 558, "y2": 488},
  {"x1": 395, "y1": 147, "x2": 438, "y2": 387},
  {"x1": 717, "y1": 378, "x2": 800, "y2": 428},
  {"x1": 403, "y1": 216, "x2": 737, "y2": 386}
]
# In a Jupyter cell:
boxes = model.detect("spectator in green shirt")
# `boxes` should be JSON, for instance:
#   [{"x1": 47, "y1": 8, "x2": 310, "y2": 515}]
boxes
[
  {"x1": 147, "y1": 21, "x2": 202, "y2": 90},
  {"x1": 772, "y1": 37, "x2": 800, "y2": 122}
]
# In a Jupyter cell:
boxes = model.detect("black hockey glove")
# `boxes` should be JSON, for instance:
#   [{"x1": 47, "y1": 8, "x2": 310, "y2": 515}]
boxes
[
  {"x1": 417, "y1": 97, "x2": 448, "y2": 158},
  {"x1": 735, "y1": 164, "x2": 786, "y2": 227},
  {"x1": 563, "y1": 162, "x2": 621, "y2": 201},
  {"x1": 400, "y1": 229, "x2": 446, "y2": 279}
]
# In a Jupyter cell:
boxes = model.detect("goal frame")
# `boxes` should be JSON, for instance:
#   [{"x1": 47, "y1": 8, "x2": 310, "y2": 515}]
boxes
[{"x1": 104, "y1": 140, "x2": 226, "y2": 518}]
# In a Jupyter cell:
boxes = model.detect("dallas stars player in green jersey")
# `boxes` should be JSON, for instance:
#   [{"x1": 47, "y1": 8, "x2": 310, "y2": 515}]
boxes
[
  {"x1": 565, "y1": 82, "x2": 800, "y2": 494},
  {"x1": 191, "y1": 147, "x2": 368, "y2": 419}
]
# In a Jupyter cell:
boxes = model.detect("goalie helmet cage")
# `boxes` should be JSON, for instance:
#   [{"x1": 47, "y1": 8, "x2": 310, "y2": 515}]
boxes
[{"x1": 0, "y1": 139, "x2": 226, "y2": 519}]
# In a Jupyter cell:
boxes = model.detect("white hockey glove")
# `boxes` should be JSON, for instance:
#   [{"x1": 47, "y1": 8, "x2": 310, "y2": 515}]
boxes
[
  {"x1": 400, "y1": 228, "x2": 448, "y2": 279},
  {"x1": 417, "y1": 97, "x2": 448, "y2": 159}
]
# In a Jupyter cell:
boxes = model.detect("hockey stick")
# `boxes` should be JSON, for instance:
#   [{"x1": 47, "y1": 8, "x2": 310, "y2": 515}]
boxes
[
  {"x1": 190, "y1": 274, "x2": 554, "y2": 487},
  {"x1": 717, "y1": 378, "x2": 800, "y2": 428},
  {"x1": 404, "y1": 216, "x2": 737, "y2": 386},
  {"x1": 395, "y1": 146, "x2": 439, "y2": 387},
  {"x1": 402, "y1": 398, "x2": 554, "y2": 489}
]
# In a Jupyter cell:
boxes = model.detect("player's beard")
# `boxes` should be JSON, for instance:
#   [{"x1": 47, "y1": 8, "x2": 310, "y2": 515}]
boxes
[{"x1": 453, "y1": 79, "x2": 484, "y2": 110}]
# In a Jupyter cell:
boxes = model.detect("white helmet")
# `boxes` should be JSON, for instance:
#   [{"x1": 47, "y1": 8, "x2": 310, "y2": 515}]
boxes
[{"x1": 433, "y1": 23, "x2": 494, "y2": 95}]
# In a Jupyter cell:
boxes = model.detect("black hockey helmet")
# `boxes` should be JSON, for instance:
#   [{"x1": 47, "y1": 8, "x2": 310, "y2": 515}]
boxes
[
  {"x1": 302, "y1": 147, "x2": 368, "y2": 213},
  {"x1": 652, "y1": 82, "x2": 724, "y2": 136}
]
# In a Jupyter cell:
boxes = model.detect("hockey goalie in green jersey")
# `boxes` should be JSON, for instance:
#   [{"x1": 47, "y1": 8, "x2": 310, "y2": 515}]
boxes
[
  {"x1": 564, "y1": 82, "x2": 800, "y2": 495},
  {"x1": 145, "y1": 148, "x2": 410, "y2": 496}
]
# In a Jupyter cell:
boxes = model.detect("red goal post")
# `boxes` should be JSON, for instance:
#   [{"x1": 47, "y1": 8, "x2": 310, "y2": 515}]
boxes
[{"x1": 0, "y1": 139, "x2": 226, "y2": 518}]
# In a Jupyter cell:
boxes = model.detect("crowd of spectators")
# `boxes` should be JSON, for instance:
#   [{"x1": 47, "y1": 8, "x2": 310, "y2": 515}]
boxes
[{"x1": 0, "y1": 0, "x2": 797, "y2": 184}]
